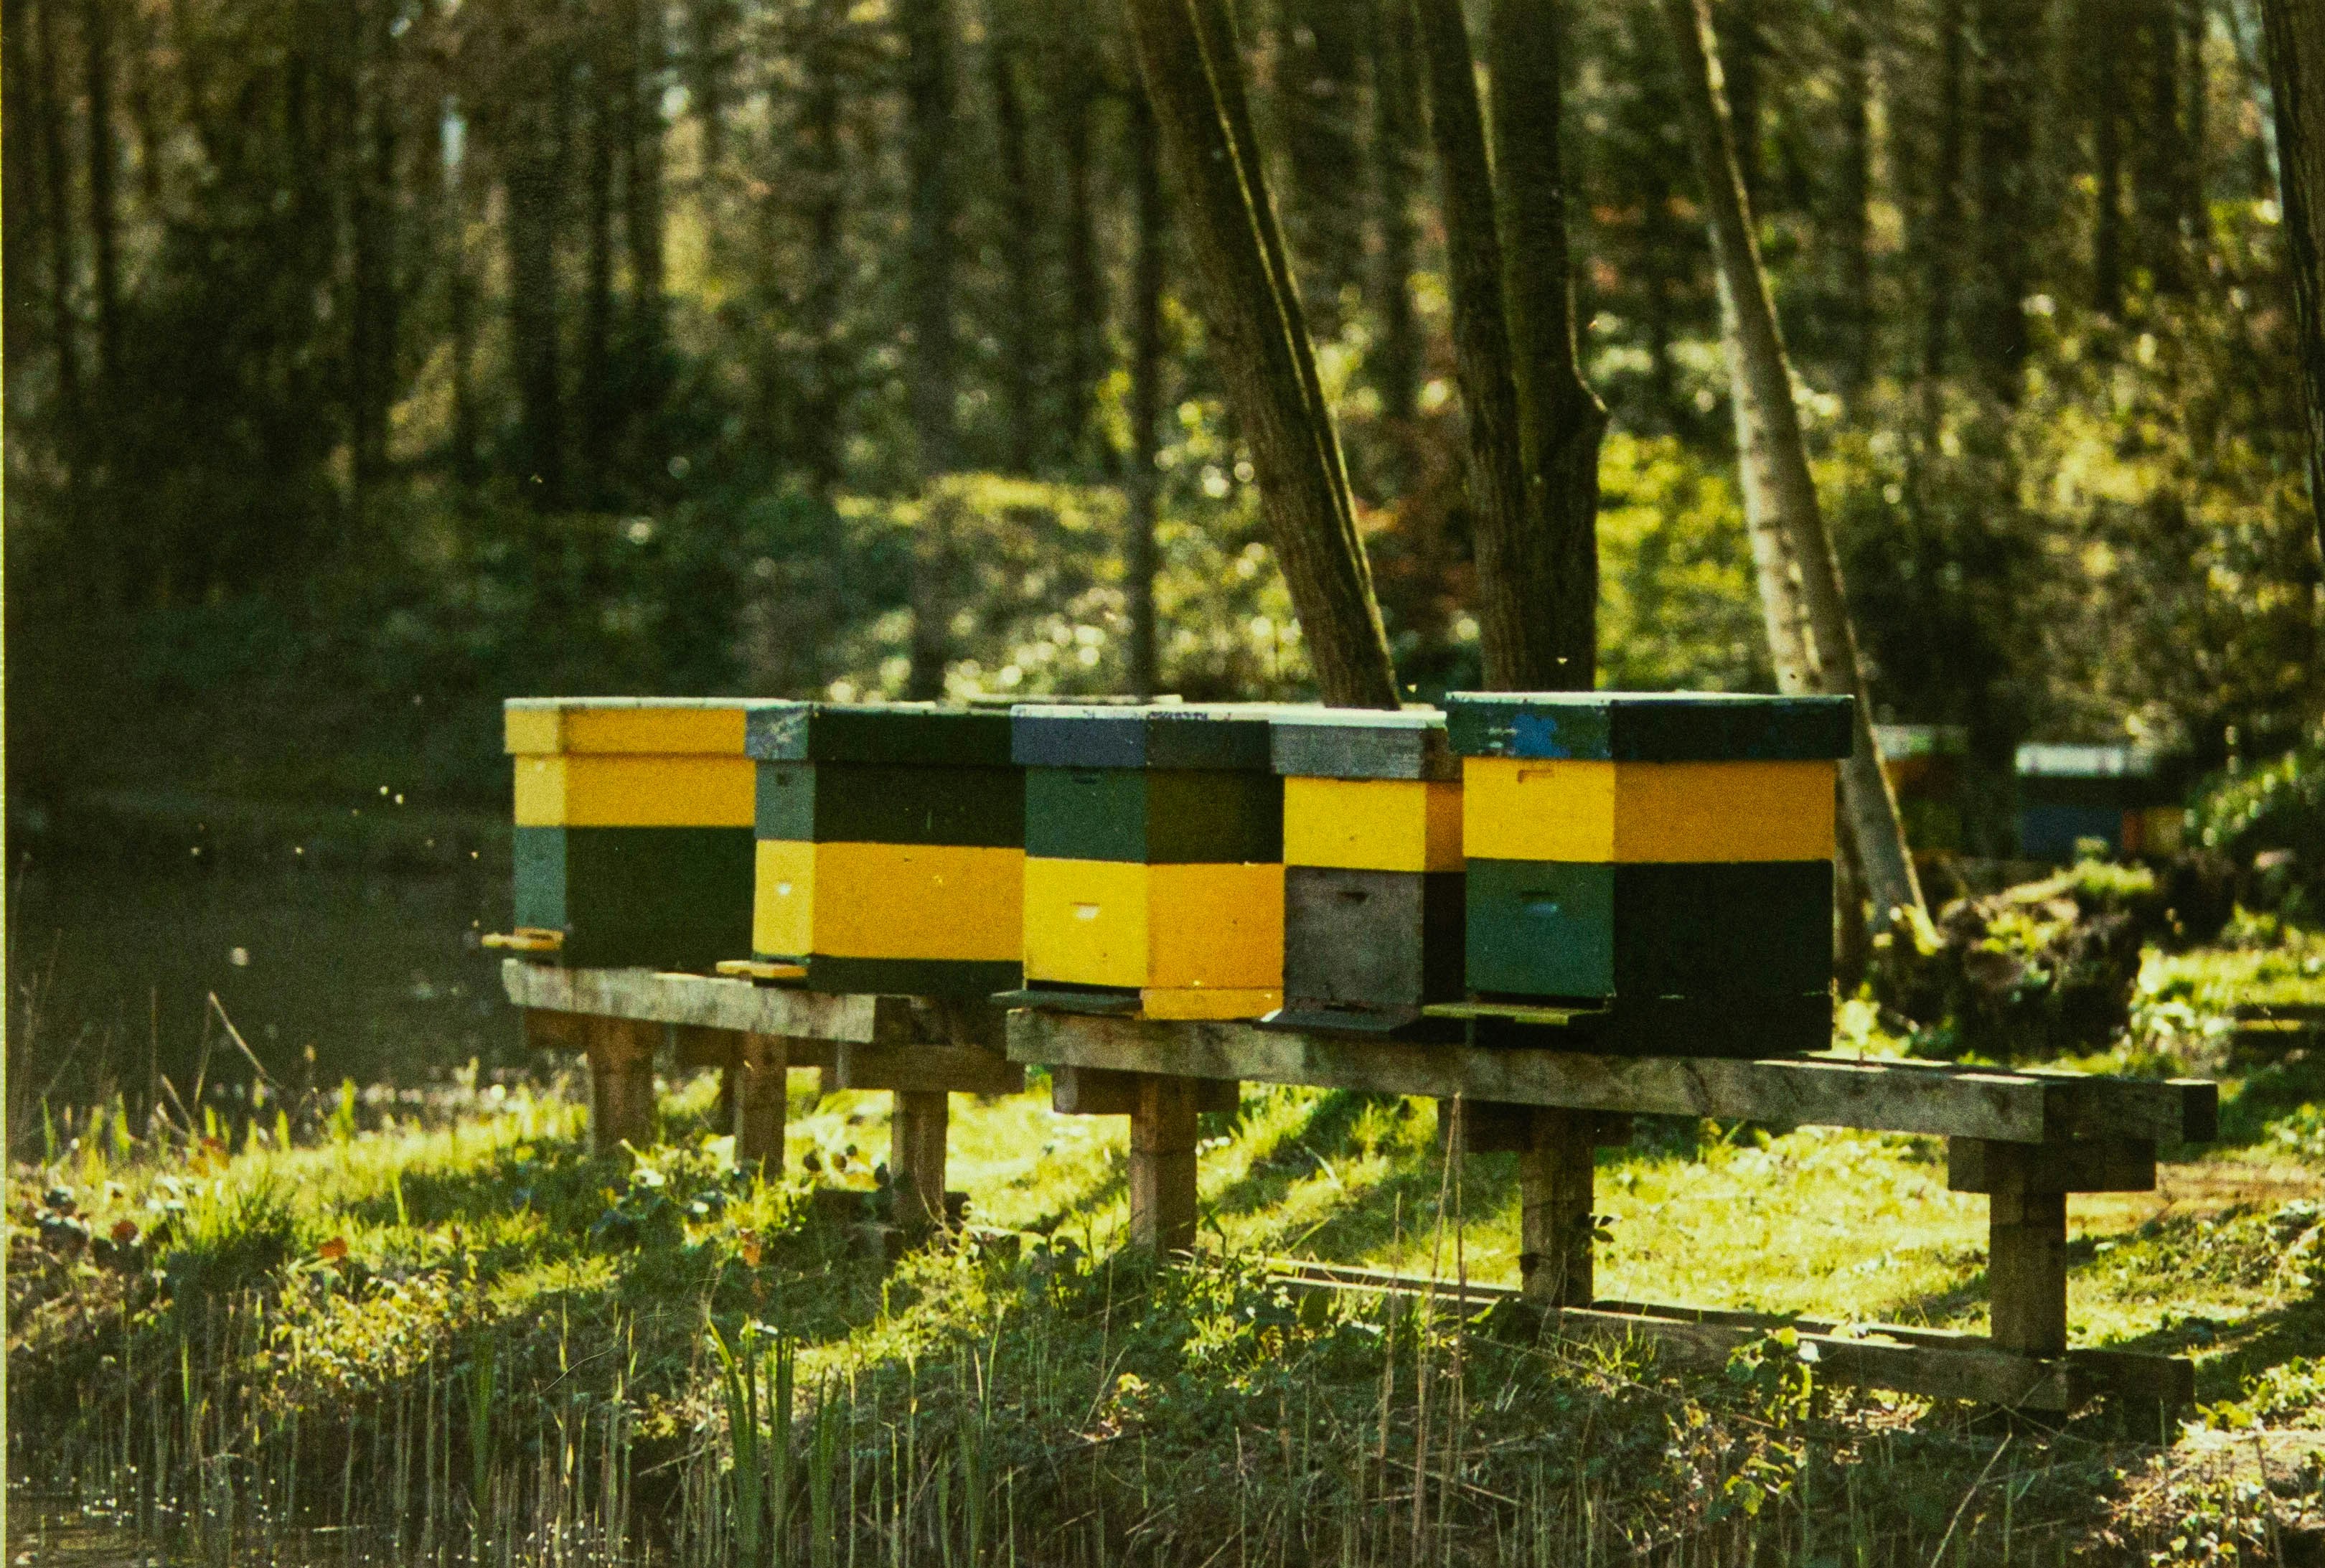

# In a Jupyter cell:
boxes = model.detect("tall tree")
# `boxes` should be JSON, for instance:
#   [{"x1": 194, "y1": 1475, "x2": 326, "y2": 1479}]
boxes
[
  {"x1": 1833, "y1": 0, "x2": 1875, "y2": 400},
  {"x1": 985, "y1": 4, "x2": 1039, "y2": 474},
  {"x1": 1488, "y1": 0, "x2": 1608, "y2": 687},
  {"x1": 1971, "y1": 0, "x2": 2038, "y2": 403},
  {"x1": 1370, "y1": 0, "x2": 1422, "y2": 431},
  {"x1": 1127, "y1": 93, "x2": 1168, "y2": 698},
  {"x1": 799, "y1": 0, "x2": 852, "y2": 497},
  {"x1": 1279, "y1": 0, "x2": 1367, "y2": 331},
  {"x1": 1124, "y1": 0, "x2": 1401, "y2": 708},
  {"x1": 1053, "y1": 16, "x2": 1109, "y2": 469},
  {"x1": 85, "y1": 0, "x2": 124, "y2": 398},
  {"x1": 901, "y1": 0, "x2": 961, "y2": 698},
  {"x1": 2264, "y1": 0, "x2": 2325, "y2": 558},
  {"x1": 2087, "y1": 0, "x2": 2127, "y2": 314},
  {"x1": 37, "y1": 0, "x2": 88, "y2": 515},
  {"x1": 1660, "y1": 0, "x2": 1927, "y2": 932}
]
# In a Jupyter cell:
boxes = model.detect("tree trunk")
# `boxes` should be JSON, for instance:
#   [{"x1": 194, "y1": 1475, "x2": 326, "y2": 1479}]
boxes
[
  {"x1": 37, "y1": 0, "x2": 87, "y2": 515},
  {"x1": 1371, "y1": 0, "x2": 1422, "y2": 431},
  {"x1": 689, "y1": 0, "x2": 731, "y2": 172},
  {"x1": 1920, "y1": 0, "x2": 1967, "y2": 405},
  {"x1": 1280, "y1": 0, "x2": 1366, "y2": 332},
  {"x1": 1971, "y1": 0, "x2": 2036, "y2": 404},
  {"x1": 1124, "y1": 0, "x2": 1401, "y2": 708},
  {"x1": 2264, "y1": 0, "x2": 2325, "y2": 560},
  {"x1": 1058, "y1": 27, "x2": 1107, "y2": 470},
  {"x1": 581, "y1": 72, "x2": 617, "y2": 503},
  {"x1": 1834, "y1": 0, "x2": 1874, "y2": 400},
  {"x1": 1127, "y1": 92, "x2": 1167, "y2": 699},
  {"x1": 2089, "y1": 0, "x2": 2126, "y2": 314},
  {"x1": 625, "y1": 0, "x2": 667, "y2": 351},
  {"x1": 84, "y1": 0, "x2": 123, "y2": 398},
  {"x1": 2181, "y1": 0, "x2": 2207, "y2": 243},
  {"x1": 1661, "y1": 0, "x2": 1926, "y2": 932},
  {"x1": 901, "y1": 0, "x2": 959, "y2": 698},
  {"x1": 1714, "y1": 0, "x2": 1762, "y2": 206},
  {"x1": 506, "y1": 91, "x2": 566, "y2": 507},
  {"x1": 987, "y1": 8, "x2": 1038, "y2": 474},
  {"x1": 3, "y1": 0, "x2": 37, "y2": 412},
  {"x1": 349, "y1": 0, "x2": 398, "y2": 504},
  {"x1": 2138, "y1": 0, "x2": 2186, "y2": 288},
  {"x1": 801, "y1": 0, "x2": 848, "y2": 497},
  {"x1": 1488, "y1": 0, "x2": 1607, "y2": 690},
  {"x1": 1414, "y1": 0, "x2": 1533, "y2": 690}
]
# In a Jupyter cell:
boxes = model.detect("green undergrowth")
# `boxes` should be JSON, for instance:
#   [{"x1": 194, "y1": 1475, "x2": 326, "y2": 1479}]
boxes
[{"x1": 10, "y1": 974, "x2": 2325, "y2": 1564}]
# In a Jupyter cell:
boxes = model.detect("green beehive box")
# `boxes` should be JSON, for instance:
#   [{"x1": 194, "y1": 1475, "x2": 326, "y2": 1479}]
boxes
[
  {"x1": 1268, "y1": 709, "x2": 1465, "y2": 1037},
  {"x1": 740, "y1": 703, "x2": 1024, "y2": 997},
  {"x1": 1010, "y1": 705, "x2": 1287, "y2": 1020},
  {"x1": 504, "y1": 697, "x2": 771, "y2": 971},
  {"x1": 1445, "y1": 691, "x2": 1853, "y2": 1056}
]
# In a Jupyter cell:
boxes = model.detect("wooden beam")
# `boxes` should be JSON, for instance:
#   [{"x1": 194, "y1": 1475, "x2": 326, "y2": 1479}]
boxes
[
  {"x1": 582, "y1": 1015, "x2": 660, "y2": 1154},
  {"x1": 502, "y1": 959, "x2": 906, "y2": 1042},
  {"x1": 1052, "y1": 1066, "x2": 1238, "y2": 1117},
  {"x1": 891, "y1": 1090, "x2": 951, "y2": 1239},
  {"x1": 1518, "y1": 1108, "x2": 1600, "y2": 1308},
  {"x1": 1948, "y1": 1137, "x2": 2156, "y2": 1194},
  {"x1": 1988, "y1": 1184, "x2": 2070, "y2": 1356},
  {"x1": 1129, "y1": 1074, "x2": 1202, "y2": 1254},
  {"x1": 1006, "y1": 1011, "x2": 2214, "y2": 1144},
  {"x1": 837, "y1": 1043, "x2": 1024, "y2": 1097},
  {"x1": 732, "y1": 1032, "x2": 787, "y2": 1173}
]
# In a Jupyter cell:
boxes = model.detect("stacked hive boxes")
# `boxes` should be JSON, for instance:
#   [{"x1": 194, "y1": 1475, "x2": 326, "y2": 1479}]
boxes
[
  {"x1": 1445, "y1": 692, "x2": 1853, "y2": 1056},
  {"x1": 504, "y1": 697, "x2": 766, "y2": 970},
  {"x1": 1268, "y1": 709, "x2": 1465, "y2": 1035},
  {"x1": 739, "y1": 703, "x2": 1025, "y2": 996},
  {"x1": 1010, "y1": 705, "x2": 1285, "y2": 1020},
  {"x1": 2015, "y1": 743, "x2": 2181, "y2": 861}
]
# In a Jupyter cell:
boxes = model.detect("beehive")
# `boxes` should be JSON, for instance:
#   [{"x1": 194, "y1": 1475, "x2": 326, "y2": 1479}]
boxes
[
  {"x1": 1267, "y1": 708, "x2": 1464, "y2": 1034},
  {"x1": 1874, "y1": 723, "x2": 1969, "y2": 857},
  {"x1": 504, "y1": 697, "x2": 767, "y2": 970},
  {"x1": 1012, "y1": 705, "x2": 1284, "y2": 1020},
  {"x1": 1445, "y1": 691, "x2": 1854, "y2": 1054},
  {"x1": 741, "y1": 703, "x2": 1023, "y2": 996},
  {"x1": 2015, "y1": 743, "x2": 2181, "y2": 861}
]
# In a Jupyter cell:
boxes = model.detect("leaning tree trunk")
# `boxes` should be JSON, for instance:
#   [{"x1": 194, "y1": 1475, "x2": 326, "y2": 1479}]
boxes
[
  {"x1": 1661, "y1": 0, "x2": 1926, "y2": 933},
  {"x1": 2264, "y1": 0, "x2": 2325, "y2": 561},
  {"x1": 1488, "y1": 0, "x2": 1607, "y2": 690},
  {"x1": 1124, "y1": 0, "x2": 1401, "y2": 708}
]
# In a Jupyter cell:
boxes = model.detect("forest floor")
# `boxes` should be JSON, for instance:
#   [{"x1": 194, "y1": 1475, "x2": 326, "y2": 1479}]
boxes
[{"x1": 9, "y1": 933, "x2": 2325, "y2": 1566}]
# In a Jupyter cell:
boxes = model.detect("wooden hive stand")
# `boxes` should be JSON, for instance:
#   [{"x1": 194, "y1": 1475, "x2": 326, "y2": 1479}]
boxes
[
  {"x1": 505, "y1": 962, "x2": 1021, "y2": 1238},
  {"x1": 1006, "y1": 1008, "x2": 2217, "y2": 1416}
]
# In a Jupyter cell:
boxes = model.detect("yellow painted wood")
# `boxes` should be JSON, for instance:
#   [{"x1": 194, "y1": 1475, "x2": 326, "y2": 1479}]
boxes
[
  {"x1": 1148, "y1": 862, "x2": 1284, "y2": 989},
  {"x1": 1461, "y1": 757, "x2": 1836, "y2": 863},
  {"x1": 514, "y1": 755, "x2": 758, "y2": 827},
  {"x1": 1023, "y1": 858, "x2": 1151, "y2": 988},
  {"x1": 504, "y1": 702, "x2": 751, "y2": 756},
  {"x1": 752, "y1": 840, "x2": 1022, "y2": 960},
  {"x1": 1023, "y1": 859, "x2": 1282, "y2": 990},
  {"x1": 1140, "y1": 986, "x2": 1284, "y2": 1020},
  {"x1": 1282, "y1": 778, "x2": 1463, "y2": 871}
]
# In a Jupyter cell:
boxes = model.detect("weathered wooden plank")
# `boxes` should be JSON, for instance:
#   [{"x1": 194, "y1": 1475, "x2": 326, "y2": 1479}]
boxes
[
  {"x1": 891, "y1": 1090, "x2": 951, "y2": 1237},
  {"x1": 835, "y1": 1043, "x2": 1025, "y2": 1097},
  {"x1": 583, "y1": 1016, "x2": 660, "y2": 1154},
  {"x1": 1007, "y1": 1012, "x2": 2216, "y2": 1144},
  {"x1": 1129, "y1": 1075, "x2": 1203, "y2": 1253},
  {"x1": 731, "y1": 1033, "x2": 786, "y2": 1172},
  {"x1": 1051, "y1": 1066, "x2": 1236, "y2": 1116},
  {"x1": 504, "y1": 959, "x2": 904, "y2": 1043},
  {"x1": 1948, "y1": 1137, "x2": 2156, "y2": 1194}
]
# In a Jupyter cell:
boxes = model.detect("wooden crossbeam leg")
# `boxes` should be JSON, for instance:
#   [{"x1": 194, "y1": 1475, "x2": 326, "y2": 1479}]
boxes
[
  {"x1": 583, "y1": 1016, "x2": 660, "y2": 1155},
  {"x1": 1518, "y1": 1107, "x2": 1609, "y2": 1309},
  {"x1": 891, "y1": 1090, "x2": 951, "y2": 1239},
  {"x1": 732, "y1": 1032, "x2": 789, "y2": 1173},
  {"x1": 1951, "y1": 1137, "x2": 2155, "y2": 1358},
  {"x1": 1129, "y1": 1074, "x2": 1203, "y2": 1254}
]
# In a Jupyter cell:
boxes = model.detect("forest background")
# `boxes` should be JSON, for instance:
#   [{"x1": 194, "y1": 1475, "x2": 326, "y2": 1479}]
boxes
[{"x1": 3, "y1": 0, "x2": 2316, "y2": 855}]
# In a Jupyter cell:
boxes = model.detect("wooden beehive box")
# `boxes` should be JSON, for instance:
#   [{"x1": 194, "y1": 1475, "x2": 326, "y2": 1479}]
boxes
[
  {"x1": 1267, "y1": 708, "x2": 1464, "y2": 1036},
  {"x1": 2014, "y1": 743, "x2": 2181, "y2": 861},
  {"x1": 1444, "y1": 691, "x2": 1854, "y2": 1055},
  {"x1": 738, "y1": 703, "x2": 1023, "y2": 997},
  {"x1": 504, "y1": 697, "x2": 767, "y2": 971},
  {"x1": 1009, "y1": 705, "x2": 1284, "y2": 1020}
]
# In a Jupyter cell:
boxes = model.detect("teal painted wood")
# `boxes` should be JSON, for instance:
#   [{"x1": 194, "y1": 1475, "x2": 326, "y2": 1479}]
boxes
[
  {"x1": 1023, "y1": 767, "x2": 1284, "y2": 863},
  {"x1": 512, "y1": 825, "x2": 756, "y2": 970},
  {"x1": 1012, "y1": 703, "x2": 1282, "y2": 771},
  {"x1": 1283, "y1": 867, "x2": 1465, "y2": 1010},
  {"x1": 1445, "y1": 692, "x2": 1854, "y2": 761},
  {"x1": 746, "y1": 702, "x2": 1017, "y2": 766},
  {"x1": 1270, "y1": 709, "x2": 1457, "y2": 780},
  {"x1": 796, "y1": 955, "x2": 1023, "y2": 998},
  {"x1": 754, "y1": 761, "x2": 1023, "y2": 847},
  {"x1": 1465, "y1": 858, "x2": 1833, "y2": 1000}
]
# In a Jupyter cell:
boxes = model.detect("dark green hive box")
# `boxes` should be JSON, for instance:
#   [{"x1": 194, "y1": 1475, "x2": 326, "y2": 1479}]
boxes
[
  {"x1": 1444, "y1": 691, "x2": 1854, "y2": 762},
  {"x1": 746, "y1": 702, "x2": 1017, "y2": 768},
  {"x1": 515, "y1": 827, "x2": 756, "y2": 972},
  {"x1": 1015, "y1": 705, "x2": 1282, "y2": 864}
]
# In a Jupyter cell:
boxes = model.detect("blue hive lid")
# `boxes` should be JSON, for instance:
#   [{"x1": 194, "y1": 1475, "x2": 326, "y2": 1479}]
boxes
[
  {"x1": 1444, "y1": 691, "x2": 1854, "y2": 762},
  {"x1": 1010, "y1": 703, "x2": 1289, "y2": 771}
]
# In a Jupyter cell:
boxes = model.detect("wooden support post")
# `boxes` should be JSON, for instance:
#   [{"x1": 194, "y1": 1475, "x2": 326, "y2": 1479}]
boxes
[
  {"x1": 891, "y1": 1090, "x2": 951, "y2": 1239},
  {"x1": 1518, "y1": 1107, "x2": 1599, "y2": 1308},
  {"x1": 1129, "y1": 1074, "x2": 1202, "y2": 1255},
  {"x1": 732, "y1": 1033, "x2": 789, "y2": 1174},
  {"x1": 583, "y1": 1016, "x2": 660, "y2": 1155},
  {"x1": 1962, "y1": 1140, "x2": 2073, "y2": 1356}
]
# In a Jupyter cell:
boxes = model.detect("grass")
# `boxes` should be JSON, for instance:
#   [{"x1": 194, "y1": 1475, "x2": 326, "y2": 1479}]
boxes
[{"x1": 9, "y1": 938, "x2": 2325, "y2": 1564}]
